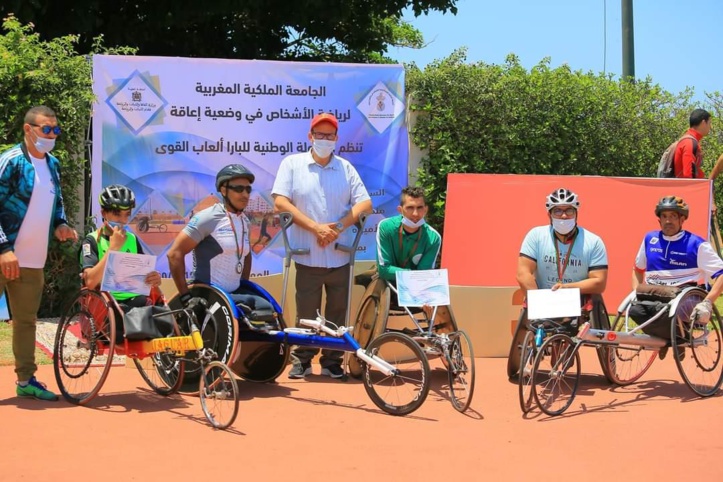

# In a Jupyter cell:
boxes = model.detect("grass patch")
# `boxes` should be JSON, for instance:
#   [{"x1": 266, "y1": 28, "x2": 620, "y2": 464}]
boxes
[{"x1": 0, "y1": 322, "x2": 53, "y2": 367}]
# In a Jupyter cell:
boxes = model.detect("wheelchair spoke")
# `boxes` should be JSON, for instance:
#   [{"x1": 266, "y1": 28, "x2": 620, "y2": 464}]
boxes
[
  {"x1": 447, "y1": 330, "x2": 475, "y2": 413},
  {"x1": 53, "y1": 290, "x2": 116, "y2": 405},
  {"x1": 199, "y1": 361, "x2": 239, "y2": 430},
  {"x1": 532, "y1": 334, "x2": 580, "y2": 416},
  {"x1": 671, "y1": 289, "x2": 723, "y2": 397},
  {"x1": 362, "y1": 332, "x2": 430, "y2": 416}
]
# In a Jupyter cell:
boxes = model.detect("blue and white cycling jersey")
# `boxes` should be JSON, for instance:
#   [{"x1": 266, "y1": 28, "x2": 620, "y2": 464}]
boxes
[
  {"x1": 520, "y1": 225, "x2": 608, "y2": 289},
  {"x1": 634, "y1": 230, "x2": 723, "y2": 286}
]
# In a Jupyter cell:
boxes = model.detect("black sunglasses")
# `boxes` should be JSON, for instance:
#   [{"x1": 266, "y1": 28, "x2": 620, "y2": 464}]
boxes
[
  {"x1": 226, "y1": 184, "x2": 252, "y2": 194},
  {"x1": 29, "y1": 123, "x2": 62, "y2": 135}
]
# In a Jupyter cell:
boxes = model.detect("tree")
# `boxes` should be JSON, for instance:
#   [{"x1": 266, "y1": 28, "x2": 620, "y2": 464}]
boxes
[
  {"x1": 2, "y1": 0, "x2": 457, "y2": 62},
  {"x1": 406, "y1": 50, "x2": 700, "y2": 232},
  {"x1": 0, "y1": 16, "x2": 133, "y2": 316}
]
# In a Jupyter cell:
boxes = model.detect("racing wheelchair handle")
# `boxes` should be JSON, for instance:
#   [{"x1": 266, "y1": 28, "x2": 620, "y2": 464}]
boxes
[{"x1": 299, "y1": 317, "x2": 349, "y2": 337}]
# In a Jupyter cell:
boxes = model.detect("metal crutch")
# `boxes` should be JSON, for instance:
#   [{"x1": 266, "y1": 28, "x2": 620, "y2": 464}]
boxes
[
  {"x1": 334, "y1": 213, "x2": 368, "y2": 378},
  {"x1": 278, "y1": 212, "x2": 310, "y2": 312}
]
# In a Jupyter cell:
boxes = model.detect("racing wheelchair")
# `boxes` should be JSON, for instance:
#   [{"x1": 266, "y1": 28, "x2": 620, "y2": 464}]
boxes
[
  {"x1": 165, "y1": 212, "x2": 432, "y2": 416},
  {"x1": 348, "y1": 270, "x2": 475, "y2": 413},
  {"x1": 52, "y1": 287, "x2": 240, "y2": 429},
  {"x1": 508, "y1": 292, "x2": 614, "y2": 414},
  {"x1": 526, "y1": 285, "x2": 723, "y2": 416}
]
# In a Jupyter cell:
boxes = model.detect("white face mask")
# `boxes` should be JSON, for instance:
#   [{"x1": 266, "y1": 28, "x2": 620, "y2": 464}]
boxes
[
  {"x1": 552, "y1": 218, "x2": 576, "y2": 235},
  {"x1": 312, "y1": 139, "x2": 335, "y2": 158},
  {"x1": 402, "y1": 216, "x2": 426, "y2": 229},
  {"x1": 30, "y1": 129, "x2": 56, "y2": 155}
]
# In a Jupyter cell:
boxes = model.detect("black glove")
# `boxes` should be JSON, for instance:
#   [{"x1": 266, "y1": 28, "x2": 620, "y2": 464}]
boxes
[{"x1": 180, "y1": 293, "x2": 207, "y2": 310}]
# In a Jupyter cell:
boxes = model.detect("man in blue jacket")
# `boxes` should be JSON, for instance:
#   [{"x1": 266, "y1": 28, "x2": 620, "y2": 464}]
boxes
[{"x1": 0, "y1": 105, "x2": 78, "y2": 401}]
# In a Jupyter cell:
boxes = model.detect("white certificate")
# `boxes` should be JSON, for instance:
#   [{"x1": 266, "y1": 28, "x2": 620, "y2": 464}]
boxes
[
  {"x1": 527, "y1": 288, "x2": 582, "y2": 320},
  {"x1": 395, "y1": 269, "x2": 450, "y2": 307},
  {"x1": 100, "y1": 251, "x2": 157, "y2": 296}
]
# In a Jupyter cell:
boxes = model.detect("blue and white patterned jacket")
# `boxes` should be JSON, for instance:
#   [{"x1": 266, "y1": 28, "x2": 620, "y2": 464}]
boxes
[{"x1": 0, "y1": 142, "x2": 68, "y2": 254}]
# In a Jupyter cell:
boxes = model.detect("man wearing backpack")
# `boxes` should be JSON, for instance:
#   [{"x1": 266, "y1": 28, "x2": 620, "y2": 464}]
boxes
[{"x1": 673, "y1": 109, "x2": 712, "y2": 179}]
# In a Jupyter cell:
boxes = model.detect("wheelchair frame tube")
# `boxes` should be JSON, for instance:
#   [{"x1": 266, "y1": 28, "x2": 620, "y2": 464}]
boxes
[
  {"x1": 239, "y1": 329, "x2": 361, "y2": 353},
  {"x1": 579, "y1": 327, "x2": 667, "y2": 348}
]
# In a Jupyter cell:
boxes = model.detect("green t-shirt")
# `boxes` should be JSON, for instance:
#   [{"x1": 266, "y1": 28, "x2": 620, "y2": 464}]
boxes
[
  {"x1": 79, "y1": 228, "x2": 142, "y2": 301},
  {"x1": 375, "y1": 215, "x2": 442, "y2": 282}
]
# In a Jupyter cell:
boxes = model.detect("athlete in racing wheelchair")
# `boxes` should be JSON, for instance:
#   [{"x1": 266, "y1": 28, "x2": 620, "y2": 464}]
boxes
[
  {"x1": 507, "y1": 188, "x2": 613, "y2": 383},
  {"x1": 602, "y1": 195, "x2": 723, "y2": 396},
  {"x1": 351, "y1": 186, "x2": 475, "y2": 412},
  {"x1": 166, "y1": 164, "x2": 289, "y2": 388}
]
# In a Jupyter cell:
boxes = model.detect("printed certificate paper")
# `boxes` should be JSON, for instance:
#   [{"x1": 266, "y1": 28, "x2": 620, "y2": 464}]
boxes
[
  {"x1": 396, "y1": 269, "x2": 450, "y2": 307},
  {"x1": 100, "y1": 251, "x2": 157, "y2": 296},
  {"x1": 527, "y1": 288, "x2": 582, "y2": 320}
]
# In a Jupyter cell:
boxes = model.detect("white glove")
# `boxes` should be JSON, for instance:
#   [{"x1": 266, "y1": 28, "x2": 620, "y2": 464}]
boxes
[{"x1": 690, "y1": 299, "x2": 713, "y2": 325}]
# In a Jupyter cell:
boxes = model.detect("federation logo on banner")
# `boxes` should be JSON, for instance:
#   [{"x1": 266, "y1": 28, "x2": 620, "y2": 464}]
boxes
[
  {"x1": 357, "y1": 81, "x2": 405, "y2": 134},
  {"x1": 105, "y1": 69, "x2": 167, "y2": 134}
]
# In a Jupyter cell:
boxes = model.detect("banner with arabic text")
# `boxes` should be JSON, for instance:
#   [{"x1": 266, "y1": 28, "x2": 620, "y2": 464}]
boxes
[{"x1": 92, "y1": 55, "x2": 408, "y2": 279}]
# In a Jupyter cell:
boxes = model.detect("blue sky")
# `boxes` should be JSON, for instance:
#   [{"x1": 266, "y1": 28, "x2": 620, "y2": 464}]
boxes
[{"x1": 392, "y1": 0, "x2": 721, "y2": 103}]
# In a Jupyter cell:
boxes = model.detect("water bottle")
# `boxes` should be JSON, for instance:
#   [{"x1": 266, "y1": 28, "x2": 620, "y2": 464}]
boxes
[{"x1": 534, "y1": 327, "x2": 544, "y2": 347}]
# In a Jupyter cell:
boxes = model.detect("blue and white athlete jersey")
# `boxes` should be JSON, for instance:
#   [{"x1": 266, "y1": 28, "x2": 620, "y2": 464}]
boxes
[
  {"x1": 183, "y1": 203, "x2": 250, "y2": 293},
  {"x1": 520, "y1": 225, "x2": 608, "y2": 290},
  {"x1": 634, "y1": 230, "x2": 723, "y2": 286}
]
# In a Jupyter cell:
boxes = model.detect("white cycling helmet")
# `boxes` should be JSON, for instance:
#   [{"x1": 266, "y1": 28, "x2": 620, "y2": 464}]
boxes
[{"x1": 545, "y1": 188, "x2": 580, "y2": 211}]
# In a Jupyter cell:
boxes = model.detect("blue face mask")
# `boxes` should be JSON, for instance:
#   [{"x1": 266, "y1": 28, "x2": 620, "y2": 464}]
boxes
[{"x1": 107, "y1": 220, "x2": 125, "y2": 230}]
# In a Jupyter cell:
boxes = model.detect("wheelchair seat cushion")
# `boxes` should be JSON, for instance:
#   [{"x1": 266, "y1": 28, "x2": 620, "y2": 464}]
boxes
[
  {"x1": 123, "y1": 305, "x2": 175, "y2": 341},
  {"x1": 635, "y1": 283, "x2": 681, "y2": 303},
  {"x1": 230, "y1": 293, "x2": 278, "y2": 324}
]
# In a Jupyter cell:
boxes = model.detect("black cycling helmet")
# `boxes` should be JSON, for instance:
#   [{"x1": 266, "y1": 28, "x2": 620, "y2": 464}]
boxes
[
  {"x1": 215, "y1": 164, "x2": 255, "y2": 191},
  {"x1": 99, "y1": 184, "x2": 135, "y2": 210},
  {"x1": 655, "y1": 195, "x2": 689, "y2": 218},
  {"x1": 545, "y1": 188, "x2": 580, "y2": 211}
]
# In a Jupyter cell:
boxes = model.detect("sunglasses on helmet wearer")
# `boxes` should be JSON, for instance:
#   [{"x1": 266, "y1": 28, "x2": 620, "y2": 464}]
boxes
[
  {"x1": 226, "y1": 184, "x2": 252, "y2": 194},
  {"x1": 29, "y1": 123, "x2": 62, "y2": 136}
]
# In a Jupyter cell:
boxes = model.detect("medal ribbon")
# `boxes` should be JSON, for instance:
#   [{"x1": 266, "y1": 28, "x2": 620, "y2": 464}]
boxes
[
  {"x1": 227, "y1": 211, "x2": 245, "y2": 273},
  {"x1": 398, "y1": 225, "x2": 422, "y2": 268},
  {"x1": 552, "y1": 229, "x2": 578, "y2": 283}
]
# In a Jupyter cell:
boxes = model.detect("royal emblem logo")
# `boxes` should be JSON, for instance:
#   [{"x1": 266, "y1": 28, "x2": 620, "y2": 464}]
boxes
[
  {"x1": 105, "y1": 70, "x2": 166, "y2": 135},
  {"x1": 357, "y1": 81, "x2": 405, "y2": 134}
]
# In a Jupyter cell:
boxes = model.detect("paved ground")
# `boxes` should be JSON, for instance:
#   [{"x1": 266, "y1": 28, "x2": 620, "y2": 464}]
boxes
[{"x1": 1, "y1": 350, "x2": 722, "y2": 481}]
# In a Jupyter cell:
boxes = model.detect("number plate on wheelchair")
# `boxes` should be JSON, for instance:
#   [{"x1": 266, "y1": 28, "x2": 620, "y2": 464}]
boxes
[{"x1": 150, "y1": 336, "x2": 195, "y2": 353}]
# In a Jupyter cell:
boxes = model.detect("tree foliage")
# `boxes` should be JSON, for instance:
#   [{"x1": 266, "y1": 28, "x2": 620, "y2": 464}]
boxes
[
  {"x1": 1, "y1": 0, "x2": 457, "y2": 63},
  {"x1": 405, "y1": 49, "x2": 722, "y2": 232},
  {"x1": 0, "y1": 16, "x2": 134, "y2": 316}
]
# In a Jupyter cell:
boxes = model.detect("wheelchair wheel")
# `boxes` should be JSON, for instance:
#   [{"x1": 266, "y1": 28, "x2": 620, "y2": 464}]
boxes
[
  {"x1": 348, "y1": 294, "x2": 381, "y2": 378},
  {"x1": 671, "y1": 288, "x2": 723, "y2": 397},
  {"x1": 604, "y1": 310, "x2": 656, "y2": 385},
  {"x1": 158, "y1": 223, "x2": 168, "y2": 233},
  {"x1": 506, "y1": 309, "x2": 527, "y2": 378},
  {"x1": 53, "y1": 290, "x2": 116, "y2": 405},
  {"x1": 447, "y1": 330, "x2": 475, "y2": 413},
  {"x1": 199, "y1": 361, "x2": 240, "y2": 430},
  {"x1": 168, "y1": 284, "x2": 239, "y2": 393},
  {"x1": 362, "y1": 332, "x2": 430, "y2": 416},
  {"x1": 518, "y1": 330, "x2": 536, "y2": 413},
  {"x1": 134, "y1": 314, "x2": 184, "y2": 396},
  {"x1": 532, "y1": 334, "x2": 581, "y2": 416}
]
